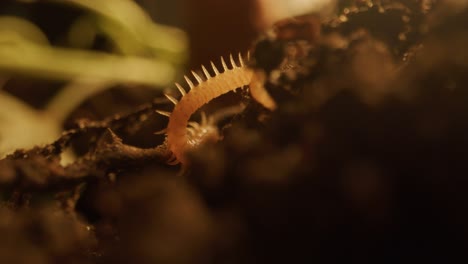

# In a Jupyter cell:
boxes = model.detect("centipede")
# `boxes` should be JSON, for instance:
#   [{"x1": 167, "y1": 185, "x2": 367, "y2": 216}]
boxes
[{"x1": 156, "y1": 52, "x2": 276, "y2": 165}]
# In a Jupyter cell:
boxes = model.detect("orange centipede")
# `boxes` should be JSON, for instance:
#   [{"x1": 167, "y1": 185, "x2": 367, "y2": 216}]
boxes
[{"x1": 157, "y1": 52, "x2": 276, "y2": 165}]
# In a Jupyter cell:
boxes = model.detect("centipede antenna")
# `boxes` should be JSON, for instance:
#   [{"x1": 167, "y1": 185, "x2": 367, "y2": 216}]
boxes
[
  {"x1": 211, "y1": 61, "x2": 220, "y2": 75},
  {"x1": 200, "y1": 111, "x2": 208, "y2": 125},
  {"x1": 175, "y1": 83, "x2": 186, "y2": 96},
  {"x1": 155, "y1": 110, "x2": 171, "y2": 117},
  {"x1": 164, "y1": 93, "x2": 178, "y2": 105},
  {"x1": 188, "y1": 122, "x2": 200, "y2": 129},
  {"x1": 201, "y1": 65, "x2": 211, "y2": 79},
  {"x1": 184, "y1": 75, "x2": 195, "y2": 89},
  {"x1": 191, "y1": 70, "x2": 203, "y2": 84},
  {"x1": 186, "y1": 127, "x2": 195, "y2": 137},
  {"x1": 154, "y1": 128, "x2": 167, "y2": 135},
  {"x1": 230, "y1": 53, "x2": 237, "y2": 68},
  {"x1": 221, "y1": 56, "x2": 228, "y2": 71},
  {"x1": 238, "y1": 52, "x2": 244, "y2": 67}
]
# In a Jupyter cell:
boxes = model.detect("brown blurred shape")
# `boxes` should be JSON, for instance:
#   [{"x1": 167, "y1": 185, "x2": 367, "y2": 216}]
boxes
[{"x1": 185, "y1": 0, "x2": 261, "y2": 68}]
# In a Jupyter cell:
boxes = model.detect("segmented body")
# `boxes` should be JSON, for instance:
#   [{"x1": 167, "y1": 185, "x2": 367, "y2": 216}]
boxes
[{"x1": 157, "y1": 53, "x2": 276, "y2": 165}]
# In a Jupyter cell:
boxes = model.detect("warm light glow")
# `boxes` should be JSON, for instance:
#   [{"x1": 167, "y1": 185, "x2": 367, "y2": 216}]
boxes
[{"x1": 257, "y1": 0, "x2": 336, "y2": 28}]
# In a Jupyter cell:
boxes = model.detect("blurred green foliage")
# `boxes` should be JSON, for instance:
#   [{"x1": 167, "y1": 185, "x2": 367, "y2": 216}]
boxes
[{"x1": 0, "y1": 0, "x2": 188, "y2": 157}]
